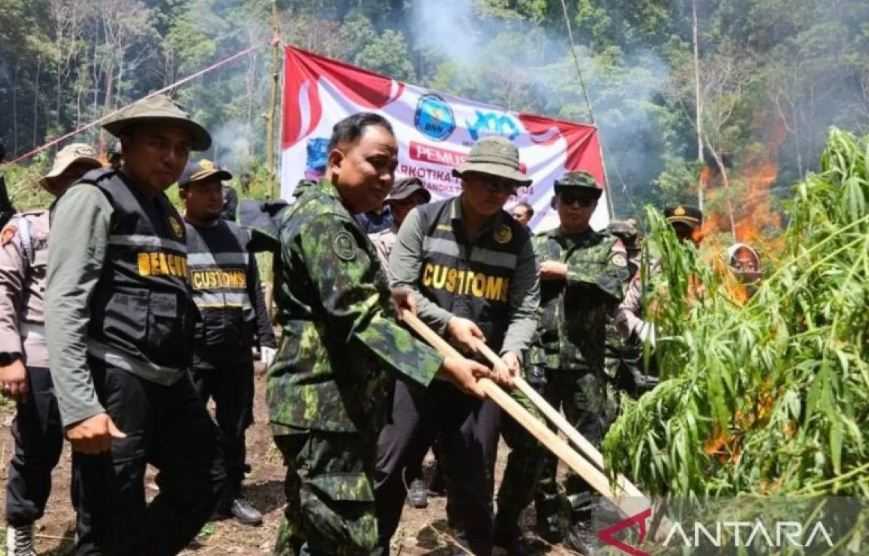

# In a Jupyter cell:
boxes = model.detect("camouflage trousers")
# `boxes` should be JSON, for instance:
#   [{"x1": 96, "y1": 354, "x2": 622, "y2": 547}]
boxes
[
  {"x1": 494, "y1": 373, "x2": 547, "y2": 527},
  {"x1": 535, "y1": 368, "x2": 607, "y2": 528},
  {"x1": 273, "y1": 429, "x2": 384, "y2": 556}
]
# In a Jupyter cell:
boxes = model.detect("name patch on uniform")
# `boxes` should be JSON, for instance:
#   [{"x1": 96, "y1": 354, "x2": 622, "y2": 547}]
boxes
[
  {"x1": 191, "y1": 269, "x2": 247, "y2": 290},
  {"x1": 137, "y1": 252, "x2": 188, "y2": 278},
  {"x1": 422, "y1": 263, "x2": 510, "y2": 302}
]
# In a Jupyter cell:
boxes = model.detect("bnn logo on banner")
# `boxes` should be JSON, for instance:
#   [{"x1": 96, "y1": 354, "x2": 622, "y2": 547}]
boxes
[
  {"x1": 593, "y1": 496, "x2": 866, "y2": 555},
  {"x1": 280, "y1": 46, "x2": 608, "y2": 231}
]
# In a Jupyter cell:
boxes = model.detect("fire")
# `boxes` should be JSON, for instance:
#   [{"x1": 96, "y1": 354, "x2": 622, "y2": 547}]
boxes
[{"x1": 697, "y1": 114, "x2": 788, "y2": 296}]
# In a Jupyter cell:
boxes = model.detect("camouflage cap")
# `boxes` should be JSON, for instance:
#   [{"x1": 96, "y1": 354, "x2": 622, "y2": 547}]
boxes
[
  {"x1": 43, "y1": 143, "x2": 102, "y2": 181},
  {"x1": 102, "y1": 94, "x2": 211, "y2": 151},
  {"x1": 664, "y1": 205, "x2": 703, "y2": 228},
  {"x1": 452, "y1": 136, "x2": 532, "y2": 186},
  {"x1": 178, "y1": 159, "x2": 232, "y2": 187},
  {"x1": 554, "y1": 171, "x2": 602, "y2": 198},
  {"x1": 387, "y1": 177, "x2": 431, "y2": 202}
]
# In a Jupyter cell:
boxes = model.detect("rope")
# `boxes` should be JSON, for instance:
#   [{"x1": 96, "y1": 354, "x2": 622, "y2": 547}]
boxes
[{"x1": 2, "y1": 44, "x2": 262, "y2": 168}]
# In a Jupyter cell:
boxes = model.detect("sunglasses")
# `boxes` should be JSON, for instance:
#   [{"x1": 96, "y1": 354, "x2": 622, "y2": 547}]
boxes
[{"x1": 559, "y1": 193, "x2": 597, "y2": 207}]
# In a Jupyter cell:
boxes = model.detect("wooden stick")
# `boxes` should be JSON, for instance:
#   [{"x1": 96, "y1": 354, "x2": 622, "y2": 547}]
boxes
[
  {"x1": 472, "y1": 339, "x2": 646, "y2": 499},
  {"x1": 400, "y1": 310, "x2": 651, "y2": 518}
]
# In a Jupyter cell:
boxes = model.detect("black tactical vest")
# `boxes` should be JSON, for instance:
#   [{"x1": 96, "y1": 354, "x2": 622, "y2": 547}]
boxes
[
  {"x1": 82, "y1": 169, "x2": 193, "y2": 385},
  {"x1": 185, "y1": 219, "x2": 255, "y2": 357},
  {"x1": 415, "y1": 197, "x2": 527, "y2": 352}
]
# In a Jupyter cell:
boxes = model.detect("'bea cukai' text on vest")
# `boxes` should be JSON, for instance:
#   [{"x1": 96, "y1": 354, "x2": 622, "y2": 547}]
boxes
[{"x1": 81, "y1": 169, "x2": 193, "y2": 385}]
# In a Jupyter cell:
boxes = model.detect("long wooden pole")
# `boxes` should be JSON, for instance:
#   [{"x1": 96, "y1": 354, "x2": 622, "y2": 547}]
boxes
[
  {"x1": 266, "y1": 0, "x2": 280, "y2": 193},
  {"x1": 471, "y1": 339, "x2": 646, "y2": 499},
  {"x1": 400, "y1": 310, "x2": 651, "y2": 518}
]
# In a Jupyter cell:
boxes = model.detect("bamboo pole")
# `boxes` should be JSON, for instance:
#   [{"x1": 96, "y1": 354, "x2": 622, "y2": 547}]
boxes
[
  {"x1": 471, "y1": 339, "x2": 646, "y2": 499},
  {"x1": 400, "y1": 310, "x2": 651, "y2": 518},
  {"x1": 266, "y1": 0, "x2": 281, "y2": 193}
]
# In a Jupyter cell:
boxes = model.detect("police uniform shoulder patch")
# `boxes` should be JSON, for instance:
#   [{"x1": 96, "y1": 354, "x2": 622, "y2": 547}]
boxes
[
  {"x1": 169, "y1": 216, "x2": 185, "y2": 240},
  {"x1": 333, "y1": 230, "x2": 357, "y2": 261},
  {"x1": 494, "y1": 224, "x2": 512, "y2": 244},
  {"x1": 0, "y1": 225, "x2": 17, "y2": 246}
]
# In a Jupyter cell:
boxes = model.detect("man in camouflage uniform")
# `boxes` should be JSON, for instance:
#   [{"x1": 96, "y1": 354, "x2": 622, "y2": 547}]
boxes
[
  {"x1": 268, "y1": 112, "x2": 492, "y2": 556},
  {"x1": 0, "y1": 144, "x2": 102, "y2": 556},
  {"x1": 527, "y1": 171, "x2": 629, "y2": 552}
]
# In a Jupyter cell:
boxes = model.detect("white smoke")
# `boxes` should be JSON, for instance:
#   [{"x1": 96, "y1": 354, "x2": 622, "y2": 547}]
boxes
[
  {"x1": 210, "y1": 120, "x2": 254, "y2": 175},
  {"x1": 410, "y1": 0, "x2": 480, "y2": 64}
]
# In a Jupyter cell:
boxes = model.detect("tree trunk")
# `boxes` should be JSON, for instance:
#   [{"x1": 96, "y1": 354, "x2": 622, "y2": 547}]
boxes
[
  {"x1": 12, "y1": 61, "x2": 19, "y2": 154},
  {"x1": 692, "y1": 0, "x2": 704, "y2": 210},
  {"x1": 32, "y1": 56, "x2": 42, "y2": 150},
  {"x1": 707, "y1": 142, "x2": 737, "y2": 240}
]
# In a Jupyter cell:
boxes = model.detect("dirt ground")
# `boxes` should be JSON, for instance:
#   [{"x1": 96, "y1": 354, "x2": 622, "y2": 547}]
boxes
[{"x1": 0, "y1": 367, "x2": 578, "y2": 556}]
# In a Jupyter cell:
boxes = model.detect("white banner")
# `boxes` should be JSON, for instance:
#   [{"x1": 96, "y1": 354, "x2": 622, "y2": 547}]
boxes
[{"x1": 281, "y1": 46, "x2": 609, "y2": 231}]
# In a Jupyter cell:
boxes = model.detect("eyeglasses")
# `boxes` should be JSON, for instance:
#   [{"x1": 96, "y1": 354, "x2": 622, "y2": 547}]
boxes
[{"x1": 559, "y1": 194, "x2": 597, "y2": 207}]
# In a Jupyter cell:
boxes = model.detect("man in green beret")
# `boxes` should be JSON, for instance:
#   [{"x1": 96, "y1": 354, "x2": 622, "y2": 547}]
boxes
[{"x1": 46, "y1": 94, "x2": 226, "y2": 554}]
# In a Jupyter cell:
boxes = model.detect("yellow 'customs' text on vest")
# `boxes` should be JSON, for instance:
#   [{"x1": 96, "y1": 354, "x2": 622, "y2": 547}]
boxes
[
  {"x1": 422, "y1": 263, "x2": 510, "y2": 302},
  {"x1": 137, "y1": 252, "x2": 188, "y2": 279},
  {"x1": 191, "y1": 269, "x2": 247, "y2": 290}
]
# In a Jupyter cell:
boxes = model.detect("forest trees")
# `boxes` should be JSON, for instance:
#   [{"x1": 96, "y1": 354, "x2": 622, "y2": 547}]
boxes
[{"x1": 1, "y1": 0, "x2": 869, "y2": 220}]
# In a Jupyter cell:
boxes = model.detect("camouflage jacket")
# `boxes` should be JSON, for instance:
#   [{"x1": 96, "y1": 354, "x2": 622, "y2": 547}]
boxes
[
  {"x1": 529, "y1": 227, "x2": 629, "y2": 372},
  {"x1": 268, "y1": 179, "x2": 443, "y2": 435}
]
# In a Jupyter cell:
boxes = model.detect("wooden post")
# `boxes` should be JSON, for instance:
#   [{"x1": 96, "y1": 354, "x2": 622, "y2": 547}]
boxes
[{"x1": 266, "y1": 0, "x2": 281, "y2": 196}]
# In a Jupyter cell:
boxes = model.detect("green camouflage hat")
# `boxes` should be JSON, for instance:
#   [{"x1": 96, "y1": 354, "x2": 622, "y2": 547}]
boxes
[
  {"x1": 452, "y1": 136, "x2": 532, "y2": 186},
  {"x1": 102, "y1": 94, "x2": 211, "y2": 151},
  {"x1": 554, "y1": 171, "x2": 602, "y2": 197}
]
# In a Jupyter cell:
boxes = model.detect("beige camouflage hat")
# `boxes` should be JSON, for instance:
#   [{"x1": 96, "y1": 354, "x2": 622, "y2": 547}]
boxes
[
  {"x1": 452, "y1": 136, "x2": 532, "y2": 186},
  {"x1": 102, "y1": 94, "x2": 212, "y2": 151},
  {"x1": 42, "y1": 143, "x2": 102, "y2": 181}
]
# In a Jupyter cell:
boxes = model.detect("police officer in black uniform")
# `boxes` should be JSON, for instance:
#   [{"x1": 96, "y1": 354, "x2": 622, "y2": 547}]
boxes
[
  {"x1": 180, "y1": 159, "x2": 269, "y2": 526},
  {"x1": 45, "y1": 95, "x2": 226, "y2": 555}
]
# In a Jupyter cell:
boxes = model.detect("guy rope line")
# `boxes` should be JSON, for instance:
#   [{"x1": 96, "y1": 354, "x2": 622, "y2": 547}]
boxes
[
  {"x1": 558, "y1": 0, "x2": 617, "y2": 220},
  {"x1": 2, "y1": 44, "x2": 262, "y2": 168}
]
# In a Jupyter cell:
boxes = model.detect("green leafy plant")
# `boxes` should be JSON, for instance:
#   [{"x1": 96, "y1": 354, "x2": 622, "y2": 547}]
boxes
[{"x1": 604, "y1": 128, "x2": 868, "y2": 500}]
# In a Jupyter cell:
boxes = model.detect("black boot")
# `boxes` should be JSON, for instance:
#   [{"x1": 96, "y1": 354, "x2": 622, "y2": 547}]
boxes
[
  {"x1": 220, "y1": 497, "x2": 263, "y2": 526},
  {"x1": 494, "y1": 514, "x2": 527, "y2": 556}
]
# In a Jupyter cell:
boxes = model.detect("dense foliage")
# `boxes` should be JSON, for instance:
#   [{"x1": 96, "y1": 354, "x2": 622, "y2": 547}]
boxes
[
  {"x1": 2, "y1": 0, "x2": 869, "y2": 220},
  {"x1": 604, "y1": 128, "x2": 868, "y2": 501}
]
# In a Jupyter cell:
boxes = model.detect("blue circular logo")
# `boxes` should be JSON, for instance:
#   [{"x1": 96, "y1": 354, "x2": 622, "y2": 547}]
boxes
[{"x1": 415, "y1": 94, "x2": 456, "y2": 141}]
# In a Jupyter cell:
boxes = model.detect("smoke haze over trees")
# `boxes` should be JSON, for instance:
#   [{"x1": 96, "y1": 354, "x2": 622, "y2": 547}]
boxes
[{"x1": 2, "y1": 0, "x2": 869, "y2": 223}]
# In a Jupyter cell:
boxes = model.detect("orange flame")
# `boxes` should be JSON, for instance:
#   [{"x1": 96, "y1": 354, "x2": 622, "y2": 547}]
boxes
[{"x1": 698, "y1": 114, "x2": 788, "y2": 295}]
